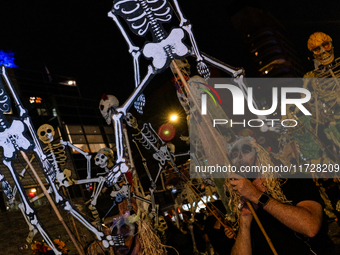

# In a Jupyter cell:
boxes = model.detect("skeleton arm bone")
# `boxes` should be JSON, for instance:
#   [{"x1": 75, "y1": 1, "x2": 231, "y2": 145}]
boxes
[
  {"x1": 106, "y1": 69, "x2": 155, "y2": 185},
  {"x1": 60, "y1": 140, "x2": 92, "y2": 179},
  {"x1": 199, "y1": 52, "x2": 264, "y2": 119},
  {"x1": 108, "y1": 10, "x2": 141, "y2": 87}
]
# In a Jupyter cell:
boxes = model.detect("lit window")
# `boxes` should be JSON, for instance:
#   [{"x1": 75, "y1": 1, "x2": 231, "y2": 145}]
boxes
[{"x1": 30, "y1": 97, "x2": 35, "y2": 103}]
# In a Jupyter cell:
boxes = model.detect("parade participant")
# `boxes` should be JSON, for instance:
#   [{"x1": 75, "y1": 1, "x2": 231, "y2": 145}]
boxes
[
  {"x1": 205, "y1": 200, "x2": 235, "y2": 255},
  {"x1": 227, "y1": 137, "x2": 333, "y2": 255}
]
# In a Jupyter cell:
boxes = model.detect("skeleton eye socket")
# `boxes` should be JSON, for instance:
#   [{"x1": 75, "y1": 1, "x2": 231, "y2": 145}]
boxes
[
  {"x1": 322, "y1": 41, "x2": 332, "y2": 51},
  {"x1": 95, "y1": 157, "x2": 99, "y2": 162},
  {"x1": 101, "y1": 155, "x2": 105, "y2": 159},
  {"x1": 312, "y1": 46, "x2": 321, "y2": 54},
  {"x1": 100, "y1": 105, "x2": 104, "y2": 111},
  {"x1": 40, "y1": 131, "x2": 46, "y2": 136},
  {"x1": 241, "y1": 144, "x2": 252, "y2": 154},
  {"x1": 47, "y1": 129, "x2": 52, "y2": 133},
  {"x1": 231, "y1": 149, "x2": 239, "y2": 159}
]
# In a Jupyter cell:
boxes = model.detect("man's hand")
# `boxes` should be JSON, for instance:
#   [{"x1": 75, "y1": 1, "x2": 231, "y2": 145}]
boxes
[
  {"x1": 230, "y1": 176, "x2": 263, "y2": 203},
  {"x1": 224, "y1": 226, "x2": 236, "y2": 239},
  {"x1": 240, "y1": 206, "x2": 253, "y2": 227}
]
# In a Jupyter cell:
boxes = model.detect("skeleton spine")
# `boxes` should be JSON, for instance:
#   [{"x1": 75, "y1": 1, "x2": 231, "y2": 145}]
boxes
[{"x1": 139, "y1": 0, "x2": 173, "y2": 59}]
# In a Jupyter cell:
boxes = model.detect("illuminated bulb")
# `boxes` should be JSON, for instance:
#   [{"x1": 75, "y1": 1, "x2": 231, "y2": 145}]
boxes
[
  {"x1": 170, "y1": 114, "x2": 178, "y2": 121},
  {"x1": 265, "y1": 70, "x2": 268, "y2": 74},
  {"x1": 31, "y1": 188, "x2": 36, "y2": 193},
  {"x1": 164, "y1": 130, "x2": 170, "y2": 135}
]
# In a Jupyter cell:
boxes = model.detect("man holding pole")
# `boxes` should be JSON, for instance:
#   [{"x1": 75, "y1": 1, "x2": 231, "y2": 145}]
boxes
[{"x1": 227, "y1": 137, "x2": 333, "y2": 255}]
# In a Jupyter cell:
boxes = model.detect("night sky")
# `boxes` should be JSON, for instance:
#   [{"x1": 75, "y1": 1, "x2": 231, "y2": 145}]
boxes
[{"x1": 1, "y1": 0, "x2": 340, "y2": 102}]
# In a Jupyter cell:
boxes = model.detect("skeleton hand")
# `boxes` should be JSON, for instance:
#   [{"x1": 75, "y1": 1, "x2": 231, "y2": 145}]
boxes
[
  {"x1": 196, "y1": 61, "x2": 210, "y2": 80},
  {"x1": 105, "y1": 164, "x2": 123, "y2": 187}
]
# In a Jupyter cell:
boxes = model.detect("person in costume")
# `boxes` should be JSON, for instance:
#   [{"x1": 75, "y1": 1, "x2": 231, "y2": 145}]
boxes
[{"x1": 226, "y1": 137, "x2": 333, "y2": 255}]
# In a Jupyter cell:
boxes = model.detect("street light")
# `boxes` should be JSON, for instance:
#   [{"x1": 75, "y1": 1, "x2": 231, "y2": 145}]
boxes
[{"x1": 170, "y1": 114, "x2": 178, "y2": 122}]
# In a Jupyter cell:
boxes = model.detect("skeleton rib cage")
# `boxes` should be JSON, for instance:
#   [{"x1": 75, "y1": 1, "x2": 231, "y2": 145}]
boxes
[{"x1": 113, "y1": 0, "x2": 172, "y2": 38}]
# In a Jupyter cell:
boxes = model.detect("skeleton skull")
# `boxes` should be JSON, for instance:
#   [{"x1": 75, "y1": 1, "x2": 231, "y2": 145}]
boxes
[
  {"x1": 37, "y1": 124, "x2": 55, "y2": 144},
  {"x1": 95, "y1": 148, "x2": 114, "y2": 169},
  {"x1": 307, "y1": 32, "x2": 334, "y2": 66},
  {"x1": 99, "y1": 94, "x2": 119, "y2": 125},
  {"x1": 95, "y1": 153, "x2": 108, "y2": 168},
  {"x1": 156, "y1": 216, "x2": 168, "y2": 234},
  {"x1": 231, "y1": 138, "x2": 256, "y2": 169},
  {"x1": 125, "y1": 113, "x2": 138, "y2": 129}
]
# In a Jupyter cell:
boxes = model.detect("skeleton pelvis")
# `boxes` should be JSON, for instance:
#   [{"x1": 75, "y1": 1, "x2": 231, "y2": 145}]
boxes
[
  {"x1": 0, "y1": 120, "x2": 32, "y2": 159},
  {"x1": 143, "y1": 28, "x2": 189, "y2": 70}
]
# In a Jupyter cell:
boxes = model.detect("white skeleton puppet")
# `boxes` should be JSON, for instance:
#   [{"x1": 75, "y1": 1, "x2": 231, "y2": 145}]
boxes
[
  {"x1": 125, "y1": 112, "x2": 181, "y2": 215},
  {"x1": 94, "y1": 146, "x2": 153, "y2": 219},
  {"x1": 302, "y1": 32, "x2": 340, "y2": 155},
  {"x1": 36, "y1": 124, "x2": 110, "y2": 227},
  {"x1": 37, "y1": 124, "x2": 73, "y2": 187},
  {"x1": 0, "y1": 66, "x2": 123, "y2": 251},
  {"x1": 104, "y1": 0, "x2": 267, "y2": 195},
  {"x1": 0, "y1": 67, "x2": 62, "y2": 254}
]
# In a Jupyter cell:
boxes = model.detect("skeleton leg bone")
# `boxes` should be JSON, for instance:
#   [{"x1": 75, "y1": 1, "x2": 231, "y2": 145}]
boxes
[
  {"x1": 18, "y1": 202, "x2": 38, "y2": 244},
  {"x1": 171, "y1": 0, "x2": 210, "y2": 79},
  {"x1": 62, "y1": 201, "x2": 113, "y2": 247},
  {"x1": 3, "y1": 159, "x2": 61, "y2": 255}
]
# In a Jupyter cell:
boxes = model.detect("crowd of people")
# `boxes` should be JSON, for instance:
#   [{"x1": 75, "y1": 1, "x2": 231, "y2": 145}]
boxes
[
  {"x1": 162, "y1": 200, "x2": 236, "y2": 255},
  {"x1": 160, "y1": 137, "x2": 340, "y2": 255},
  {"x1": 161, "y1": 177, "x2": 339, "y2": 255}
]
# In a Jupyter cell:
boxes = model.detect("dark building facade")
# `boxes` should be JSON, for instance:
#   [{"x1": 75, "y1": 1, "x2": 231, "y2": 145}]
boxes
[
  {"x1": 231, "y1": 6, "x2": 304, "y2": 78},
  {"x1": 0, "y1": 67, "x2": 115, "y2": 211}
]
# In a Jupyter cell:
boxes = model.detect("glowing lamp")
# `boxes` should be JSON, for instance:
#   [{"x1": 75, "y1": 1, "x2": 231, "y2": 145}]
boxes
[{"x1": 170, "y1": 114, "x2": 178, "y2": 122}]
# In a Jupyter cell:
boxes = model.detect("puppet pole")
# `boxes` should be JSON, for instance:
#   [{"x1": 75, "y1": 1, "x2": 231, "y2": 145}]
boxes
[
  {"x1": 123, "y1": 125, "x2": 145, "y2": 197},
  {"x1": 61, "y1": 186, "x2": 85, "y2": 255},
  {"x1": 20, "y1": 151, "x2": 85, "y2": 255},
  {"x1": 172, "y1": 60, "x2": 191, "y2": 98},
  {"x1": 246, "y1": 201, "x2": 278, "y2": 255},
  {"x1": 172, "y1": 60, "x2": 278, "y2": 253},
  {"x1": 171, "y1": 60, "x2": 232, "y2": 167},
  {"x1": 188, "y1": 185, "x2": 236, "y2": 239}
]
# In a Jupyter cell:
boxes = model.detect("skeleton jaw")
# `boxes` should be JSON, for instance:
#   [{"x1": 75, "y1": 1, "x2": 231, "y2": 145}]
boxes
[
  {"x1": 317, "y1": 52, "x2": 334, "y2": 65},
  {"x1": 104, "y1": 109, "x2": 112, "y2": 125}
]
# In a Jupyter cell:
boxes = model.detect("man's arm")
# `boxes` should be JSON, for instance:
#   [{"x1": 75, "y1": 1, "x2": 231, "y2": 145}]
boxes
[
  {"x1": 231, "y1": 209, "x2": 252, "y2": 255},
  {"x1": 263, "y1": 198, "x2": 322, "y2": 238},
  {"x1": 230, "y1": 178, "x2": 323, "y2": 238}
]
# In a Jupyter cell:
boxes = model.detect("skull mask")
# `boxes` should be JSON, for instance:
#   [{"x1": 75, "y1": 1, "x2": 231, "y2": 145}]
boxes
[
  {"x1": 37, "y1": 124, "x2": 55, "y2": 144},
  {"x1": 231, "y1": 138, "x2": 256, "y2": 169},
  {"x1": 308, "y1": 32, "x2": 334, "y2": 66},
  {"x1": 99, "y1": 94, "x2": 119, "y2": 125}
]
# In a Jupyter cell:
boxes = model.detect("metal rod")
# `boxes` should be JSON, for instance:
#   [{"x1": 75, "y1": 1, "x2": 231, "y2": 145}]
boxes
[
  {"x1": 21, "y1": 151, "x2": 85, "y2": 255},
  {"x1": 246, "y1": 201, "x2": 278, "y2": 255}
]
